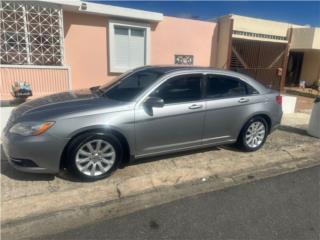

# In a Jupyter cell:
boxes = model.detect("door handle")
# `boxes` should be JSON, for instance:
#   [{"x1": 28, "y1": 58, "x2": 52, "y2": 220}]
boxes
[
  {"x1": 188, "y1": 104, "x2": 203, "y2": 109},
  {"x1": 238, "y1": 98, "x2": 249, "y2": 103}
]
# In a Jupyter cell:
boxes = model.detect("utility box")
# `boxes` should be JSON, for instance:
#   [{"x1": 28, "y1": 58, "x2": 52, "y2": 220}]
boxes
[{"x1": 307, "y1": 96, "x2": 320, "y2": 138}]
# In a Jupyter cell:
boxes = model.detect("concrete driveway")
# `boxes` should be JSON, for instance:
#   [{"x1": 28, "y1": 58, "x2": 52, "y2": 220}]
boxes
[{"x1": 1, "y1": 113, "x2": 320, "y2": 239}]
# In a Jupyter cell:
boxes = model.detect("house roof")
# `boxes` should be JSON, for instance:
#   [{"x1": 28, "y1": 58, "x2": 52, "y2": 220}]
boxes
[
  {"x1": 38, "y1": 0, "x2": 163, "y2": 22},
  {"x1": 213, "y1": 14, "x2": 306, "y2": 27}
]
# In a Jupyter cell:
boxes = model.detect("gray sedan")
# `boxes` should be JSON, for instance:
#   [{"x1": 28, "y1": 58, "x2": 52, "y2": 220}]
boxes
[{"x1": 2, "y1": 66, "x2": 283, "y2": 181}]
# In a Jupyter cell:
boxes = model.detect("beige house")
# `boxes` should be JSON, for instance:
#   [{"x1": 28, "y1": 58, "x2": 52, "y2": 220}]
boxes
[{"x1": 214, "y1": 14, "x2": 320, "y2": 90}]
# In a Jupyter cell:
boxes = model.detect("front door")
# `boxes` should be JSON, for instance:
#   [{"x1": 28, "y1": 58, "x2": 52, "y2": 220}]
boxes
[
  {"x1": 135, "y1": 74, "x2": 205, "y2": 157},
  {"x1": 286, "y1": 52, "x2": 304, "y2": 86}
]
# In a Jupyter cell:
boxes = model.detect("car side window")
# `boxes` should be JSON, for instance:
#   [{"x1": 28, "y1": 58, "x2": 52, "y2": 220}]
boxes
[
  {"x1": 103, "y1": 69, "x2": 164, "y2": 102},
  {"x1": 206, "y1": 75, "x2": 256, "y2": 99},
  {"x1": 151, "y1": 74, "x2": 202, "y2": 104},
  {"x1": 246, "y1": 83, "x2": 259, "y2": 95}
]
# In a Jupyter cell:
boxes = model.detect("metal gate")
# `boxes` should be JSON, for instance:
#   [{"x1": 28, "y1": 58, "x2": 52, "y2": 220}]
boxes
[{"x1": 230, "y1": 38, "x2": 287, "y2": 90}]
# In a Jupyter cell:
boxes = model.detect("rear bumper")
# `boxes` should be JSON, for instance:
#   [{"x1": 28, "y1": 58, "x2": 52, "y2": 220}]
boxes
[
  {"x1": 270, "y1": 110, "x2": 283, "y2": 133},
  {"x1": 1, "y1": 131, "x2": 68, "y2": 174}
]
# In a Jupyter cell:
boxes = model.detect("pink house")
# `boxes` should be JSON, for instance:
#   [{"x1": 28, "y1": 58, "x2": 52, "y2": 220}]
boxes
[{"x1": 0, "y1": 1, "x2": 218, "y2": 100}]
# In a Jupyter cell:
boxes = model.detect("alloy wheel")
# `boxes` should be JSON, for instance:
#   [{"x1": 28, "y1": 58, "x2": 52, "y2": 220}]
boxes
[
  {"x1": 75, "y1": 139, "x2": 116, "y2": 176},
  {"x1": 245, "y1": 121, "x2": 266, "y2": 148}
]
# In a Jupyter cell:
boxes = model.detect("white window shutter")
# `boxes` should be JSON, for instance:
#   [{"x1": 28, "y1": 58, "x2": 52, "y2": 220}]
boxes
[
  {"x1": 114, "y1": 27, "x2": 130, "y2": 68},
  {"x1": 129, "y1": 28, "x2": 146, "y2": 68},
  {"x1": 109, "y1": 20, "x2": 150, "y2": 73}
]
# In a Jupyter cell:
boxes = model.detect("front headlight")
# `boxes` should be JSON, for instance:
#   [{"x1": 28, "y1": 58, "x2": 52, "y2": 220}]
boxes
[{"x1": 9, "y1": 121, "x2": 55, "y2": 136}]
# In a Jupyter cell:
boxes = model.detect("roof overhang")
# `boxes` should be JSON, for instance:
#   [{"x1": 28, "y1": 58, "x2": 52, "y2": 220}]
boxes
[
  {"x1": 37, "y1": 0, "x2": 163, "y2": 22},
  {"x1": 215, "y1": 14, "x2": 309, "y2": 43}
]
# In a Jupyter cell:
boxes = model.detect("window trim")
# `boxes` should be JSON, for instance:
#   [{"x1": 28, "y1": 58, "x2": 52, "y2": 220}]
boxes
[
  {"x1": 204, "y1": 74, "x2": 259, "y2": 100},
  {"x1": 108, "y1": 19, "x2": 150, "y2": 73}
]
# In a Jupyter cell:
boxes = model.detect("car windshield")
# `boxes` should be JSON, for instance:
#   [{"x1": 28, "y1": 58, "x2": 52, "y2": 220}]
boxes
[{"x1": 100, "y1": 68, "x2": 165, "y2": 102}]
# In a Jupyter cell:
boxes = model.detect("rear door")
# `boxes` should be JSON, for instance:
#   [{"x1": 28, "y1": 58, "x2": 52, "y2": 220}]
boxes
[{"x1": 202, "y1": 74, "x2": 260, "y2": 145}]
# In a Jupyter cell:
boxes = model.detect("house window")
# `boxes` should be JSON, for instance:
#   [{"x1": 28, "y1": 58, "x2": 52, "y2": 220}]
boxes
[
  {"x1": 109, "y1": 20, "x2": 150, "y2": 73},
  {"x1": 0, "y1": 1, "x2": 64, "y2": 65}
]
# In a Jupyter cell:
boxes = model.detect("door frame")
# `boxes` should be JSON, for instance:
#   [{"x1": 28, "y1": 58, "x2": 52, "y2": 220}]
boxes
[
  {"x1": 133, "y1": 72, "x2": 207, "y2": 158},
  {"x1": 285, "y1": 51, "x2": 304, "y2": 87},
  {"x1": 134, "y1": 71, "x2": 207, "y2": 108}
]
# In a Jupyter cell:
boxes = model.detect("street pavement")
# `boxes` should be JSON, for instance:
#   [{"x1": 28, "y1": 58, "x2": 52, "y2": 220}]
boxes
[{"x1": 39, "y1": 166, "x2": 320, "y2": 240}]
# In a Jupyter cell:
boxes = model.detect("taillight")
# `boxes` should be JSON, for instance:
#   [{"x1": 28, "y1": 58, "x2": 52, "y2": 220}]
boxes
[{"x1": 276, "y1": 95, "x2": 282, "y2": 105}]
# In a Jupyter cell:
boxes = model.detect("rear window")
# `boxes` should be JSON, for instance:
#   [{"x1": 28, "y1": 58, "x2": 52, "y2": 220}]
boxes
[
  {"x1": 246, "y1": 84, "x2": 259, "y2": 95},
  {"x1": 206, "y1": 75, "x2": 259, "y2": 99}
]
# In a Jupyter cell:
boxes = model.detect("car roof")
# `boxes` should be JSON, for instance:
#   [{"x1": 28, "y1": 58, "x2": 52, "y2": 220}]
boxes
[
  {"x1": 138, "y1": 65, "x2": 251, "y2": 78},
  {"x1": 139, "y1": 65, "x2": 216, "y2": 74}
]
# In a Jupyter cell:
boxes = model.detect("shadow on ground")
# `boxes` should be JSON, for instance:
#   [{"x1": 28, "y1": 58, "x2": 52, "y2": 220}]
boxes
[
  {"x1": 278, "y1": 125, "x2": 311, "y2": 137},
  {"x1": 130, "y1": 146, "x2": 221, "y2": 166}
]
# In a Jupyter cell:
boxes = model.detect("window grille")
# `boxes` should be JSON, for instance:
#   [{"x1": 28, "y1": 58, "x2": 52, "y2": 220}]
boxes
[{"x1": 0, "y1": 1, "x2": 64, "y2": 65}]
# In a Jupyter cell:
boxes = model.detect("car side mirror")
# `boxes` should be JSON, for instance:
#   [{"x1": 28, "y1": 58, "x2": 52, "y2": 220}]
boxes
[{"x1": 144, "y1": 96, "x2": 164, "y2": 108}]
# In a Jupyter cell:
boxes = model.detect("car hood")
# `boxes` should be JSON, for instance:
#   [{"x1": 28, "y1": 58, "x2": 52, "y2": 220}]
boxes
[{"x1": 9, "y1": 89, "x2": 130, "y2": 122}]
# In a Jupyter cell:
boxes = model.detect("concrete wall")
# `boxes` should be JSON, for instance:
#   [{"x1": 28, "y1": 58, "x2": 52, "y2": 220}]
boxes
[
  {"x1": 313, "y1": 28, "x2": 320, "y2": 49},
  {"x1": 151, "y1": 16, "x2": 217, "y2": 67},
  {"x1": 63, "y1": 12, "x2": 113, "y2": 90},
  {"x1": 291, "y1": 28, "x2": 320, "y2": 50},
  {"x1": 0, "y1": 107, "x2": 14, "y2": 133},
  {"x1": 300, "y1": 51, "x2": 320, "y2": 86},
  {"x1": 0, "y1": 66, "x2": 70, "y2": 100},
  {"x1": 215, "y1": 17, "x2": 232, "y2": 69},
  {"x1": 63, "y1": 12, "x2": 218, "y2": 91}
]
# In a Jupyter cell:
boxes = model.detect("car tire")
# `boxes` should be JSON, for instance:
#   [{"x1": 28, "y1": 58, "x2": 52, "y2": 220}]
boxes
[
  {"x1": 237, "y1": 116, "x2": 268, "y2": 152},
  {"x1": 66, "y1": 131, "x2": 123, "y2": 181}
]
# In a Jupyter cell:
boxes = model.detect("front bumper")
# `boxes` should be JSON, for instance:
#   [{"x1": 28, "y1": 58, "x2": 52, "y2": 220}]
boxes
[{"x1": 2, "y1": 130, "x2": 68, "y2": 174}]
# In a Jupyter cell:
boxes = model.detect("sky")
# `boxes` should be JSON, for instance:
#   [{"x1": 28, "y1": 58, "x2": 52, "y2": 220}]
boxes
[{"x1": 93, "y1": 1, "x2": 320, "y2": 27}]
